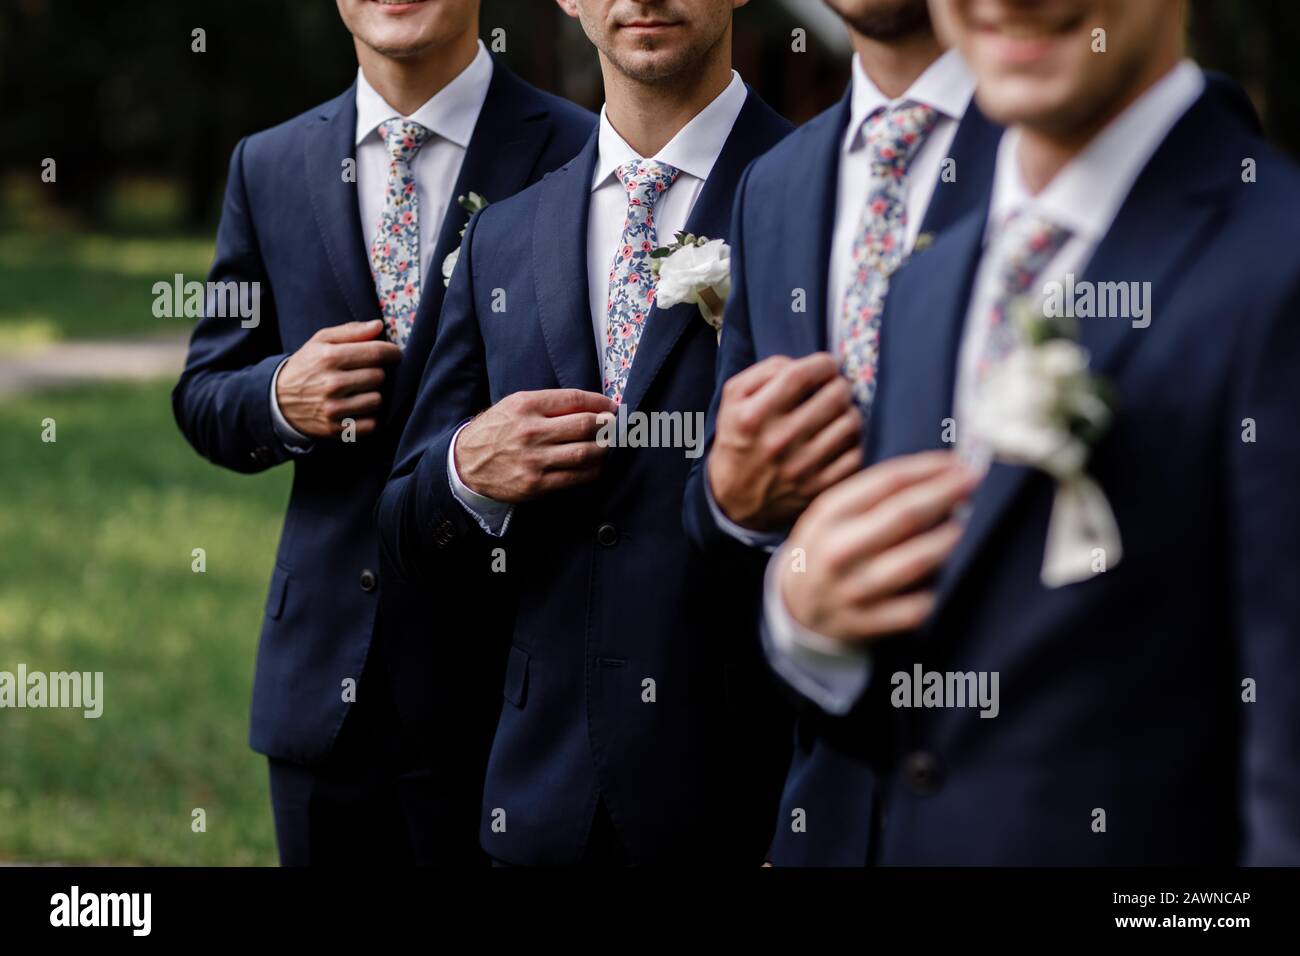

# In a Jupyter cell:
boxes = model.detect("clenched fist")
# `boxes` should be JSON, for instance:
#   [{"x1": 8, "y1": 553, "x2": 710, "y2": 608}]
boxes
[
  {"x1": 707, "y1": 353, "x2": 863, "y2": 533},
  {"x1": 276, "y1": 320, "x2": 402, "y2": 438},
  {"x1": 455, "y1": 389, "x2": 618, "y2": 503},
  {"x1": 778, "y1": 451, "x2": 979, "y2": 644}
]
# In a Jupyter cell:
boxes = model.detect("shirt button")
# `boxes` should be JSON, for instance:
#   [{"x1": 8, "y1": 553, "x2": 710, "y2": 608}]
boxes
[
  {"x1": 359, "y1": 569, "x2": 378, "y2": 592},
  {"x1": 596, "y1": 523, "x2": 619, "y2": 547},
  {"x1": 901, "y1": 751, "x2": 944, "y2": 795}
]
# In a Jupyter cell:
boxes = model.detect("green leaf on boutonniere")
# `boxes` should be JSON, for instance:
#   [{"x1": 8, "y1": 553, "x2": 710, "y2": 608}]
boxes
[
  {"x1": 458, "y1": 191, "x2": 489, "y2": 215},
  {"x1": 913, "y1": 232, "x2": 934, "y2": 253}
]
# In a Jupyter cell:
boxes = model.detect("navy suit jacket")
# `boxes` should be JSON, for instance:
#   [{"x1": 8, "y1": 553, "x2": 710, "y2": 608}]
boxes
[
  {"x1": 681, "y1": 85, "x2": 1000, "y2": 864},
  {"x1": 172, "y1": 62, "x2": 594, "y2": 775},
  {"x1": 378, "y1": 90, "x2": 793, "y2": 865},
  {"x1": 850, "y1": 79, "x2": 1300, "y2": 864}
]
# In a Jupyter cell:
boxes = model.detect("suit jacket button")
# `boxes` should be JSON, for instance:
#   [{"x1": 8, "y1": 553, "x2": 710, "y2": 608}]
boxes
[
  {"x1": 902, "y1": 751, "x2": 944, "y2": 795},
  {"x1": 359, "y1": 569, "x2": 378, "y2": 592},
  {"x1": 596, "y1": 523, "x2": 618, "y2": 547}
]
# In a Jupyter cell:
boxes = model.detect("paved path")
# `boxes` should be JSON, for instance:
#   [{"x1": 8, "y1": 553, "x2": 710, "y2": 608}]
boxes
[{"x1": 0, "y1": 333, "x2": 190, "y2": 397}]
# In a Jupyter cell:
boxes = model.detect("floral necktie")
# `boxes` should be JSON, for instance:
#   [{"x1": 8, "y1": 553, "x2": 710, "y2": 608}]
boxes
[
  {"x1": 838, "y1": 103, "x2": 940, "y2": 412},
  {"x1": 974, "y1": 212, "x2": 1073, "y2": 385},
  {"x1": 370, "y1": 119, "x2": 433, "y2": 350},
  {"x1": 603, "y1": 159, "x2": 681, "y2": 404}
]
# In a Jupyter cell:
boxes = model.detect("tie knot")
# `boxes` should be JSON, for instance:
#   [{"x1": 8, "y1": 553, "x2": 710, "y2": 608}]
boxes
[
  {"x1": 994, "y1": 212, "x2": 1073, "y2": 296},
  {"x1": 616, "y1": 159, "x2": 680, "y2": 207},
  {"x1": 863, "y1": 103, "x2": 940, "y2": 172},
  {"x1": 378, "y1": 120, "x2": 433, "y2": 162}
]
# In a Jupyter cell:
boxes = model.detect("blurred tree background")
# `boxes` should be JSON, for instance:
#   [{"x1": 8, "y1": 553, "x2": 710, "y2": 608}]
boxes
[
  {"x1": 0, "y1": 0, "x2": 1296, "y2": 865},
  {"x1": 0, "y1": 0, "x2": 1296, "y2": 236}
]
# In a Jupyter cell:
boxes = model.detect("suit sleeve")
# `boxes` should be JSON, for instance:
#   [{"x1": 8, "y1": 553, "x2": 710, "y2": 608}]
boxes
[
  {"x1": 171, "y1": 137, "x2": 290, "y2": 474},
  {"x1": 1231, "y1": 267, "x2": 1300, "y2": 864},
  {"x1": 682, "y1": 162, "x2": 773, "y2": 561},
  {"x1": 377, "y1": 210, "x2": 492, "y2": 582}
]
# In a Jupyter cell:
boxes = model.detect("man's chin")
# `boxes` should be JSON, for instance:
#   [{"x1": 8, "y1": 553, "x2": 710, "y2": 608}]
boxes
[
  {"x1": 609, "y1": 49, "x2": 695, "y2": 84},
  {"x1": 974, "y1": 79, "x2": 1079, "y2": 130}
]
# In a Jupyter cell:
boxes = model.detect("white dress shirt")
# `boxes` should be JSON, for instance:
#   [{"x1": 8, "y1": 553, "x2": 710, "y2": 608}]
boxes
[
  {"x1": 448, "y1": 72, "x2": 750, "y2": 535},
  {"x1": 764, "y1": 60, "x2": 1206, "y2": 715},
  {"x1": 270, "y1": 41, "x2": 494, "y2": 450}
]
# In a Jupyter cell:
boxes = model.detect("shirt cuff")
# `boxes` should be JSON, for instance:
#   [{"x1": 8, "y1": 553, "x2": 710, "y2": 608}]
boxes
[
  {"x1": 269, "y1": 358, "x2": 313, "y2": 454},
  {"x1": 761, "y1": 546, "x2": 871, "y2": 715},
  {"x1": 704, "y1": 471, "x2": 786, "y2": 552},
  {"x1": 447, "y1": 421, "x2": 513, "y2": 537}
]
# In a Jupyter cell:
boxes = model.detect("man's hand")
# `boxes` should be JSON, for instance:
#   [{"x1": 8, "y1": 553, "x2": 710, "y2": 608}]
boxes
[
  {"x1": 707, "y1": 353, "x2": 863, "y2": 533},
  {"x1": 778, "y1": 451, "x2": 979, "y2": 644},
  {"x1": 455, "y1": 389, "x2": 618, "y2": 503},
  {"x1": 276, "y1": 320, "x2": 402, "y2": 439}
]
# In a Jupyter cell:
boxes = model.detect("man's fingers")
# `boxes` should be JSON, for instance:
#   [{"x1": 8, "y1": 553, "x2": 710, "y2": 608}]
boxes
[
  {"x1": 771, "y1": 381, "x2": 858, "y2": 469},
  {"x1": 332, "y1": 339, "x2": 403, "y2": 370},
  {"x1": 541, "y1": 440, "x2": 608, "y2": 471},
  {"x1": 851, "y1": 520, "x2": 964, "y2": 604},
  {"x1": 538, "y1": 411, "x2": 608, "y2": 445},
  {"x1": 748, "y1": 352, "x2": 841, "y2": 418},
  {"x1": 721, "y1": 354, "x2": 795, "y2": 401},
  {"x1": 832, "y1": 466, "x2": 977, "y2": 565},
  {"x1": 332, "y1": 367, "x2": 387, "y2": 396},
  {"x1": 315, "y1": 320, "x2": 385, "y2": 344},
  {"x1": 809, "y1": 450, "x2": 963, "y2": 522},
  {"x1": 325, "y1": 391, "x2": 383, "y2": 420},
  {"x1": 802, "y1": 443, "x2": 864, "y2": 497},
  {"x1": 841, "y1": 591, "x2": 938, "y2": 643},
  {"x1": 339, "y1": 416, "x2": 379, "y2": 438},
  {"x1": 531, "y1": 388, "x2": 617, "y2": 417}
]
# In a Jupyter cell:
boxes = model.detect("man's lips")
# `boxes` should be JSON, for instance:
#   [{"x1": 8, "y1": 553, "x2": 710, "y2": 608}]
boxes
[
  {"x1": 620, "y1": 20, "x2": 682, "y2": 33},
  {"x1": 970, "y1": 12, "x2": 1087, "y2": 67},
  {"x1": 367, "y1": 0, "x2": 430, "y2": 11}
]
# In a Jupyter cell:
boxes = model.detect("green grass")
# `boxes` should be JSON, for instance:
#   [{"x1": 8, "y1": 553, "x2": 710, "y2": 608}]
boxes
[
  {"x1": 0, "y1": 381, "x2": 289, "y2": 864},
  {"x1": 0, "y1": 231, "x2": 214, "y2": 348}
]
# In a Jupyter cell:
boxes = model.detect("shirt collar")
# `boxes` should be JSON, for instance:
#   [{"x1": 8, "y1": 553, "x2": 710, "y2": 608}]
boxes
[
  {"x1": 845, "y1": 48, "x2": 974, "y2": 153},
  {"x1": 987, "y1": 59, "x2": 1205, "y2": 245},
  {"x1": 354, "y1": 39, "x2": 493, "y2": 149},
  {"x1": 592, "y1": 71, "x2": 748, "y2": 191}
]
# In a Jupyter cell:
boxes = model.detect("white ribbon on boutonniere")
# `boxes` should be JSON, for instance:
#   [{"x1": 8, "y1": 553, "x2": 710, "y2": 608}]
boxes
[
  {"x1": 967, "y1": 304, "x2": 1122, "y2": 588},
  {"x1": 441, "y1": 191, "x2": 489, "y2": 287},
  {"x1": 650, "y1": 232, "x2": 731, "y2": 341}
]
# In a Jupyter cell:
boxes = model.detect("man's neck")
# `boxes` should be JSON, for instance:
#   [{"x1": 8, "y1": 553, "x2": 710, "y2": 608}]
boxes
[
  {"x1": 1016, "y1": 51, "x2": 1184, "y2": 195},
  {"x1": 600, "y1": 42, "x2": 734, "y2": 158},
  {"x1": 850, "y1": 29, "x2": 944, "y2": 101},
  {"x1": 355, "y1": 29, "x2": 480, "y2": 116}
]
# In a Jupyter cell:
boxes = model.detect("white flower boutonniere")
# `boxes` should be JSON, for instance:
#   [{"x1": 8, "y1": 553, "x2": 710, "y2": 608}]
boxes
[
  {"x1": 650, "y1": 232, "x2": 731, "y2": 340},
  {"x1": 441, "y1": 191, "x2": 489, "y2": 287},
  {"x1": 968, "y1": 307, "x2": 1122, "y2": 588}
]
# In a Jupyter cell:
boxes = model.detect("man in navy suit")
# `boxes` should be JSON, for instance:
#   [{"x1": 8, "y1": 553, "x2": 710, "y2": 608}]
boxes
[
  {"x1": 770, "y1": 0, "x2": 1300, "y2": 863},
  {"x1": 172, "y1": 0, "x2": 592, "y2": 865},
  {"x1": 378, "y1": 0, "x2": 792, "y2": 865},
  {"x1": 681, "y1": 0, "x2": 999, "y2": 864}
]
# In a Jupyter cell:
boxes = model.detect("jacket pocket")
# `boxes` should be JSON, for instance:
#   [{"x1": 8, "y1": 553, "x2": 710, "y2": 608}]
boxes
[
  {"x1": 502, "y1": 644, "x2": 529, "y2": 708},
  {"x1": 265, "y1": 564, "x2": 290, "y2": 621}
]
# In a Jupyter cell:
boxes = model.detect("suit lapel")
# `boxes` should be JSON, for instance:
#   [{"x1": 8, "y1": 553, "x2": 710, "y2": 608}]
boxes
[
  {"x1": 873, "y1": 207, "x2": 987, "y2": 463},
  {"x1": 930, "y1": 87, "x2": 1238, "y2": 618},
  {"x1": 788, "y1": 88, "x2": 853, "y2": 357},
  {"x1": 389, "y1": 63, "x2": 557, "y2": 423},
  {"x1": 916, "y1": 100, "x2": 1000, "y2": 239},
  {"x1": 304, "y1": 86, "x2": 379, "y2": 329},
  {"x1": 621, "y1": 90, "x2": 792, "y2": 416},
  {"x1": 533, "y1": 131, "x2": 604, "y2": 394}
]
